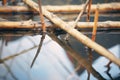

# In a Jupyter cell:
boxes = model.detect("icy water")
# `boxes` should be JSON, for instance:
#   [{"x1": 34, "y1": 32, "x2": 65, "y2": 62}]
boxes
[{"x1": 0, "y1": 0, "x2": 120, "y2": 80}]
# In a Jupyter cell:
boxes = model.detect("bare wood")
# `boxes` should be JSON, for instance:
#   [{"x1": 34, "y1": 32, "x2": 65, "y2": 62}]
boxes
[
  {"x1": 64, "y1": 0, "x2": 90, "y2": 40},
  {"x1": 30, "y1": 0, "x2": 46, "y2": 68},
  {"x1": 91, "y1": 5, "x2": 99, "y2": 41},
  {"x1": 86, "y1": 1, "x2": 92, "y2": 79},
  {"x1": 75, "y1": 21, "x2": 120, "y2": 28},
  {"x1": 0, "y1": 2, "x2": 120, "y2": 13},
  {"x1": 45, "y1": 2, "x2": 120, "y2": 13},
  {"x1": 0, "y1": 21, "x2": 120, "y2": 29},
  {"x1": 0, "y1": 20, "x2": 53, "y2": 29},
  {"x1": 0, "y1": 20, "x2": 37, "y2": 28},
  {"x1": 23, "y1": 0, "x2": 120, "y2": 66},
  {"x1": 0, "y1": 6, "x2": 33, "y2": 12},
  {"x1": 86, "y1": 0, "x2": 92, "y2": 22}
]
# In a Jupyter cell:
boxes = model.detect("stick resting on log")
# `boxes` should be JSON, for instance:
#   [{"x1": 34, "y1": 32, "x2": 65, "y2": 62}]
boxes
[{"x1": 23, "y1": 0, "x2": 120, "y2": 66}]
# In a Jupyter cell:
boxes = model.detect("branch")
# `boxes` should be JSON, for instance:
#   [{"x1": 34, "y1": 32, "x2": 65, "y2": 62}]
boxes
[
  {"x1": 0, "y1": 21, "x2": 120, "y2": 29},
  {"x1": 23, "y1": 0, "x2": 120, "y2": 66},
  {"x1": 64, "y1": 0, "x2": 90, "y2": 40},
  {"x1": 30, "y1": 0, "x2": 46, "y2": 68},
  {"x1": 0, "y1": 20, "x2": 53, "y2": 29},
  {"x1": 0, "y1": 2, "x2": 120, "y2": 13}
]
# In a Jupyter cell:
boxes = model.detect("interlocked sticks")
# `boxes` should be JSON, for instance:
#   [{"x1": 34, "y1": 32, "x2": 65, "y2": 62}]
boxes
[
  {"x1": 91, "y1": 5, "x2": 99, "y2": 41},
  {"x1": 64, "y1": 0, "x2": 90, "y2": 40},
  {"x1": 23, "y1": 0, "x2": 120, "y2": 67},
  {"x1": 86, "y1": 0, "x2": 93, "y2": 80}
]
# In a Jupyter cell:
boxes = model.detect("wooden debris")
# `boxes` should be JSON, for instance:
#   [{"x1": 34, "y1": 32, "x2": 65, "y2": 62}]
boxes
[
  {"x1": 0, "y1": 3, "x2": 120, "y2": 13},
  {"x1": 44, "y1": 2, "x2": 120, "y2": 13},
  {"x1": 23, "y1": 0, "x2": 120, "y2": 66},
  {"x1": 64, "y1": 0, "x2": 90, "y2": 40},
  {"x1": 30, "y1": 0, "x2": 46, "y2": 68},
  {"x1": 91, "y1": 4, "x2": 99, "y2": 41}
]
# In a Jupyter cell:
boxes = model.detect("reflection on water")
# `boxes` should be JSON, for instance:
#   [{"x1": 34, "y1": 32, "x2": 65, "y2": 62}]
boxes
[{"x1": 0, "y1": 0, "x2": 120, "y2": 80}]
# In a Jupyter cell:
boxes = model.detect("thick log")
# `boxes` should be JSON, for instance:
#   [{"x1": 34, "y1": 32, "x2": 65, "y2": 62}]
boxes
[
  {"x1": 0, "y1": 21, "x2": 120, "y2": 29},
  {"x1": 23, "y1": 0, "x2": 120, "y2": 67},
  {"x1": 0, "y1": 2, "x2": 120, "y2": 13}
]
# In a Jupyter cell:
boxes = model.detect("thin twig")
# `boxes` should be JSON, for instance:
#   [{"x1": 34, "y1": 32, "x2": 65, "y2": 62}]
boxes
[
  {"x1": 64, "y1": 0, "x2": 90, "y2": 40},
  {"x1": 91, "y1": 5, "x2": 99, "y2": 41},
  {"x1": 86, "y1": 0, "x2": 92, "y2": 22},
  {"x1": 86, "y1": 0, "x2": 93, "y2": 80},
  {"x1": 0, "y1": 21, "x2": 120, "y2": 29},
  {"x1": 0, "y1": 46, "x2": 37, "y2": 63},
  {"x1": 86, "y1": 5, "x2": 99, "y2": 64},
  {"x1": 30, "y1": 0, "x2": 46, "y2": 68},
  {"x1": 30, "y1": 34, "x2": 45, "y2": 68},
  {"x1": 0, "y1": 3, "x2": 120, "y2": 13},
  {"x1": 87, "y1": 3, "x2": 99, "y2": 65}
]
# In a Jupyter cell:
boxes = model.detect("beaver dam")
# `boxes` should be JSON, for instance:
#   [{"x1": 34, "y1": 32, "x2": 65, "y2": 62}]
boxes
[{"x1": 0, "y1": 0, "x2": 120, "y2": 80}]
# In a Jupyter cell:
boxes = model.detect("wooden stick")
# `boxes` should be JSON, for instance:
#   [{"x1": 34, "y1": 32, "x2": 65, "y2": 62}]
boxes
[
  {"x1": 23, "y1": 0, "x2": 120, "y2": 66},
  {"x1": 0, "y1": 21, "x2": 120, "y2": 29},
  {"x1": 30, "y1": 0, "x2": 46, "y2": 68},
  {"x1": 64, "y1": 0, "x2": 90, "y2": 40},
  {"x1": 38, "y1": 0, "x2": 46, "y2": 32},
  {"x1": 91, "y1": 5, "x2": 99, "y2": 41},
  {"x1": 0, "y1": 2, "x2": 120, "y2": 13},
  {"x1": 86, "y1": 0, "x2": 92, "y2": 22},
  {"x1": 72, "y1": 0, "x2": 90, "y2": 28},
  {"x1": 86, "y1": 1, "x2": 92, "y2": 80},
  {"x1": 44, "y1": 2, "x2": 120, "y2": 13}
]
